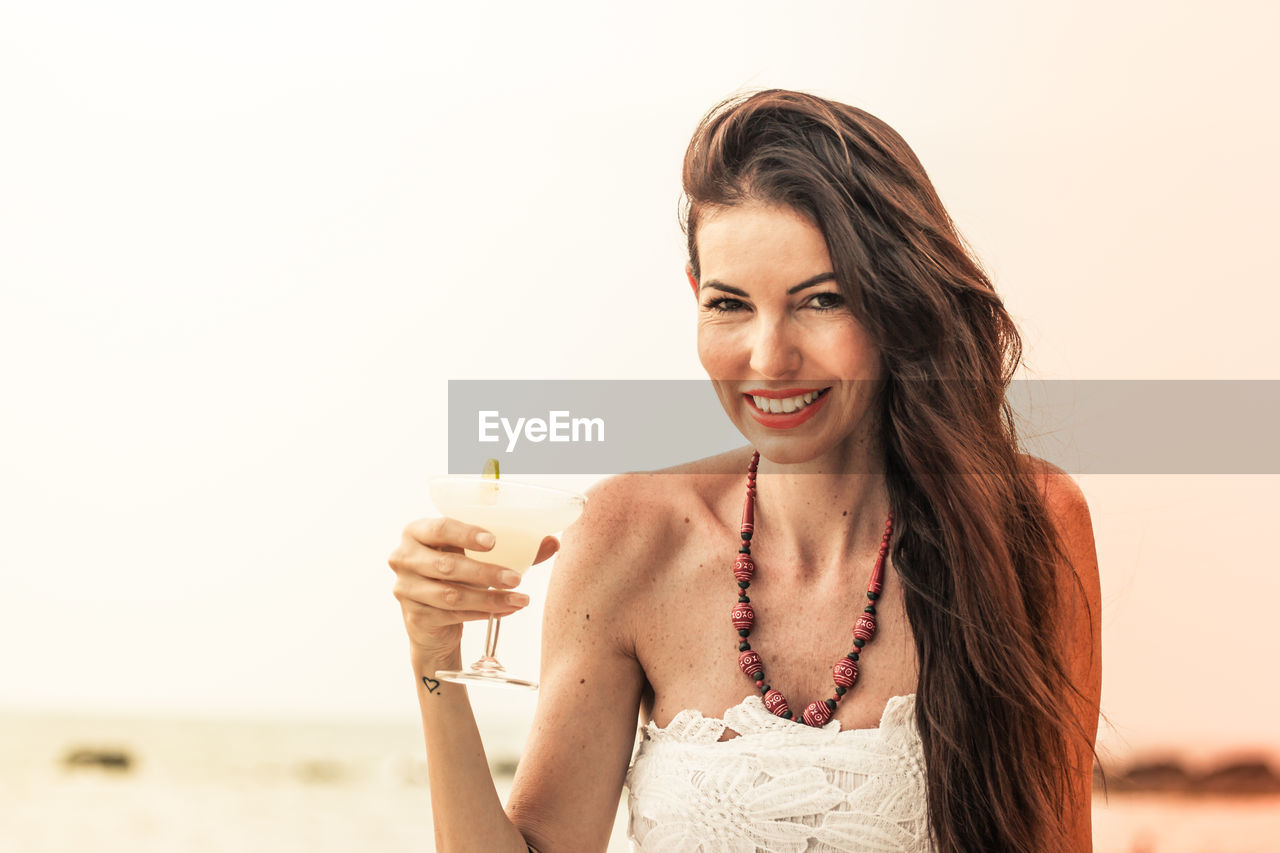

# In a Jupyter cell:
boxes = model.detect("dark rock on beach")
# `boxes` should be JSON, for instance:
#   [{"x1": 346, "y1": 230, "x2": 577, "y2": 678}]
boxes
[
  {"x1": 489, "y1": 757, "x2": 520, "y2": 777},
  {"x1": 1113, "y1": 760, "x2": 1193, "y2": 793},
  {"x1": 62, "y1": 747, "x2": 134, "y2": 772},
  {"x1": 1098, "y1": 754, "x2": 1280, "y2": 796},
  {"x1": 294, "y1": 759, "x2": 347, "y2": 784},
  {"x1": 1196, "y1": 759, "x2": 1280, "y2": 795}
]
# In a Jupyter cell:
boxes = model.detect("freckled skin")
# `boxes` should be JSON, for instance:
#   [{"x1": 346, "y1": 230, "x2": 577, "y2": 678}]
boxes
[{"x1": 622, "y1": 456, "x2": 919, "y2": 732}]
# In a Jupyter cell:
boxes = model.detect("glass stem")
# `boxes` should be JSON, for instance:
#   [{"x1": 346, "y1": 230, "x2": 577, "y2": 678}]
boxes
[{"x1": 483, "y1": 614, "x2": 502, "y2": 659}]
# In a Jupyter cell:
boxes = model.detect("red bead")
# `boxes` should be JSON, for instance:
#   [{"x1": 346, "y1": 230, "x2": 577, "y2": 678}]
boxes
[
  {"x1": 740, "y1": 496, "x2": 754, "y2": 536},
  {"x1": 763, "y1": 689, "x2": 789, "y2": 717},
  {"x1": 755, "y1": 679, "x2": 764, "y2": 688},
  {"x1": 738, "y1": 650, "x2": 763, "y2": 678},
  {"x1": 733, "y1": 553, "x2": 755, "y2": 583},
  {"x1": 802, "y1": 701, "x2": 832, "y2": 727},
  {"x1": 867, "y1": 563, "x2": 884, "y2": 597},
  {"x1": 853, "y1": 612, "x2": 876, "y2": 642},
  {"x1": 731, "y1": 603, "x2": 755, "y2": 631},
  {"x1": 832, "y1": 657, "x2": 859, "y2": 687}
]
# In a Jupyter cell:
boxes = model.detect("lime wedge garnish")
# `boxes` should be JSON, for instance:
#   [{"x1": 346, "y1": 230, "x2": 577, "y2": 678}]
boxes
[{"x1": 478, "y1": 457, "x2": 500, "y2": 505}]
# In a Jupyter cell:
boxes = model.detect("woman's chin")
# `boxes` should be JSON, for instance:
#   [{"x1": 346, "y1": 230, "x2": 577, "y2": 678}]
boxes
[{"x1": 740, "y1": 434, "x2": 830, "y2": 466}]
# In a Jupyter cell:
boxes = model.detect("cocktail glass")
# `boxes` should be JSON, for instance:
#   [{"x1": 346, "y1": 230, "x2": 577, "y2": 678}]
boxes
[{"x1": 428, "y1": 476, "x2": 586, "y2": 689}]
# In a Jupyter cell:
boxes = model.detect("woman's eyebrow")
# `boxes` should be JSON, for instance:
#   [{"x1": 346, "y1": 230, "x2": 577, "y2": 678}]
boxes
[{"x1": 701, "y1": 272, "x2": 837, "y2": 296}]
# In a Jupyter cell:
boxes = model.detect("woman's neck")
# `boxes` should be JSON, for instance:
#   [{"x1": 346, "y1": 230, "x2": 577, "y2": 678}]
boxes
[{"x1": 748, "y1": 440, "x2": 890, "y2": 581}]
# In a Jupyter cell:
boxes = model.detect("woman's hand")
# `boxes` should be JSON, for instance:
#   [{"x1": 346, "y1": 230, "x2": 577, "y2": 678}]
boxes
[{"x1": 388, "y1": 517, "x2": 560, "y2": 662}]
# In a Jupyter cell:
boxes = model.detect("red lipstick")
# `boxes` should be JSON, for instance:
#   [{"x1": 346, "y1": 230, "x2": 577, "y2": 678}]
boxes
[{"x1": 743, "y1": 387, "x2": 831, "y2": 429}]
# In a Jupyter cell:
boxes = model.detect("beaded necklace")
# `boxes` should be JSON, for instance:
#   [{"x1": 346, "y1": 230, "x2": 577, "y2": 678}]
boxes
[{"x1": 732, "y1": 450, "x2": 894, "y2": 726}]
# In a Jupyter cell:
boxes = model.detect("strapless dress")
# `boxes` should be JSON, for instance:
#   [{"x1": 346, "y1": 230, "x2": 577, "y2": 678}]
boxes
[{"x1": 624, "y1": 693, "x2": 935, "y2": 852}]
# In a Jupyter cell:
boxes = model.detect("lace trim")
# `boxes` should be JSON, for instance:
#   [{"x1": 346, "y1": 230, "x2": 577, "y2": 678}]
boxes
[{"x1": 642, "y1": 693, "x2": 918, "y2": 745}]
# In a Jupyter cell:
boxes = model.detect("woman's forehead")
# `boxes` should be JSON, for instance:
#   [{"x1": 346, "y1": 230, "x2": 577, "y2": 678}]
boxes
[{"x1": 696, "y1": 202, "x2": 833, "y2": 281}]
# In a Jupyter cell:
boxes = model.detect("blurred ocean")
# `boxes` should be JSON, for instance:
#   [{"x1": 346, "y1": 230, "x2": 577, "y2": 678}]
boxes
[{"x1": 2, "y1": 709, "x2": 1277, "y2": 853}]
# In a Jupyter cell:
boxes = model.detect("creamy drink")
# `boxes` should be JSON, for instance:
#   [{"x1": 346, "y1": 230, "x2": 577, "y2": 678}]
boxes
[
  {"x1": 428, "y1": 475, "x2": 586, "y2": 689},
  {"x1": 429, "y1": 478, "x2": 586, "y2": 574}
]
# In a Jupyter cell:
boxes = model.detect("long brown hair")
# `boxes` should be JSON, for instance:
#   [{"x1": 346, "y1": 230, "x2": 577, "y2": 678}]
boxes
[{"x1": 682, "y1": 89, "x2": 1096, "y2": 852}]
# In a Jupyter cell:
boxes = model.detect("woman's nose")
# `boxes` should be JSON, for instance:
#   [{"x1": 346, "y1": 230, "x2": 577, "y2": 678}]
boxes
[{"x1": 748, "y1": 317, "x2": 802, "y2": 378}]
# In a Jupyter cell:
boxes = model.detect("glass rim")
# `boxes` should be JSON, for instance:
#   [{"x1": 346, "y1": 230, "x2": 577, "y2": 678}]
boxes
[{"x1": 427, "y1": 474, "x2": 587, "y2": 502}]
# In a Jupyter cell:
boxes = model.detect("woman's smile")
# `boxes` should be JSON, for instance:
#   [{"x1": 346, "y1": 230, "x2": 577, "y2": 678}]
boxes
[{"x1": 742, "y1": 386, "x2": 832, "y2": 428}]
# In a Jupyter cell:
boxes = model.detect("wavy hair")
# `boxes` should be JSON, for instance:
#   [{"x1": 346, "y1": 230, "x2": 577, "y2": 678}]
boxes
[{"x1": 682, "y1": 89, "x2": 1097, "y2": 852}]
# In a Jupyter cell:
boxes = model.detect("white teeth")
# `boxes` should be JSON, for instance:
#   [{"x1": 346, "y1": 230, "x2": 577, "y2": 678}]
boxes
[{"x1": 751, "y1": 389, "x2": 826, "y2": 414}]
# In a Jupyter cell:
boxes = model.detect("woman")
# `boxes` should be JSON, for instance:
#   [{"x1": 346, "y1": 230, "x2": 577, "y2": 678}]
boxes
[{"x1": 389, "y1": 89, "x2": 1102, "y2": 852}]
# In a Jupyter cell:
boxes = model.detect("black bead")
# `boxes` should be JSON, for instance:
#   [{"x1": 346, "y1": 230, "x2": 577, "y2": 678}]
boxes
[
  {"x1": 835, "y1": 685, "x2": 846, "y2": 695},
  {"x1": 738, "y1": 595, "x2": 750, "y2": 604},
  {"x1": 761, "y1": 683, "x2": 771, "y2": 693},
  {"x1": 737, "y1": 580, "x2": 749, "y2": 589},
  {"x1": 782, "y1": 710, "x2": 793, "y2": 719},
  {"x1": 824, "y1": 698, "x2": 837, "y2": 710},
  {"x1": 738, "y1": 629, "x2": 749, "y2": 637},
  {"x1": 847, "y1": 652, "x2": 860, "y2": 661},
  {"x1": 739, "y1": 642, "x2": 750, "y2": 651},
  {"x1": 740, "y1": 531, "x2": 752, "y2": 540},
  {"x1": 739, "y1": 546, "x2": 751, "y2": 554},
  {"x1": 864, "y1": 604, "x2": 876, "y2": 614},
  {"x1": 867, "y1": 591, "x2": 880, "y2": 600},
  {"x1": 853, "y1": 638, "x2": 865, "y2": 648}
]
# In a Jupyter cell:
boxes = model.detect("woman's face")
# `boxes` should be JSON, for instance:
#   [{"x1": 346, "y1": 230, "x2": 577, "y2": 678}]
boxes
[{"x1": 693, "y1": 201, "x2": 885, "y2": 466}]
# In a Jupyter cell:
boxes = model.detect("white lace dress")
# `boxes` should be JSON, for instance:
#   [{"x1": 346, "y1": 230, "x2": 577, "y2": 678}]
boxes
[{"x1": 624, "y1": 693, "x2": 934, "y2": 853}]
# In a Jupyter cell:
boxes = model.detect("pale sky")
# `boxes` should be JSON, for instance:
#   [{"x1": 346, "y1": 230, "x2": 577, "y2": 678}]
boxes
[{"x1": 1, "y1": 1, "x2": 1277, "y2": 763}]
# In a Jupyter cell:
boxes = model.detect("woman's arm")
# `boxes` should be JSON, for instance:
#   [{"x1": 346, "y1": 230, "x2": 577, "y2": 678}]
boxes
[
  {"x1": 411, "y1": 645, "x2": 533, "y2": 852},
  {"x1": 1039, "y1": 465, "x2": 1103, "y2": 851},
  {"x1": 392, "y1": 517, "x2": 549, "y2": 853},
  {"x1": 505, "y1": 474, "x2": 655, "y2": 852},
  {"x1": 393, "y1": 474, "x2": 653, "y2": 852}
]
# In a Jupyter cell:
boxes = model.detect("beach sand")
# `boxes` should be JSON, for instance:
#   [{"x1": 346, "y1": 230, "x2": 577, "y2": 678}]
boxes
[
  {"x1": 3, "y1": 709, "x2": 1276, "y2": 852},
  {"x1": 0, "y1": 709, "x2": 631, "y2": 852}
]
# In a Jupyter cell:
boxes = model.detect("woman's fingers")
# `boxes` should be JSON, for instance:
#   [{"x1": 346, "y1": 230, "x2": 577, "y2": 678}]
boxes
[
  {"x1": 389, "y1": 515, "x2": 544, "y2": 653},
  {"x1": 405, "y1": 516, "x2": 495, "y2": 553},
  {"x1": 394, "y1": 570, "x2": 528, "y2": 644},
  {"x1": 394, "y1": 575, "x2": 529, "y2": 617},
  {"x1": 533, "y1": 535, "x2": 560, "y2": 566},
  {"x1": 389, "y1": 518, "x2": 522, "y2": 590}
]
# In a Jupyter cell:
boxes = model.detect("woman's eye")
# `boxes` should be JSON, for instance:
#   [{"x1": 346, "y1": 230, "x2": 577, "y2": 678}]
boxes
[
  {"x1": 809, "y1": 291, "x2": 846, "y2": 311},
  {"x1": 704, "y1": 297, "x2": 745, "y2": 313}
]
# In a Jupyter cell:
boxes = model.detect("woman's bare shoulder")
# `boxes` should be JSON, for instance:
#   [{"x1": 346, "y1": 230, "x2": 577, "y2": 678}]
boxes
[
  {"x1": 578, "y1": 446, "x2": 754, "y2": 526},
  {"x1": 1017, "y1": 452, "x2": 1099, "y2": 627},
  {"x1": 1017, "y1": 453, "x2": 1089, "y2": 520},
  {"x1": 550, "y1": 448, "x2": 751, "y2": 601}
]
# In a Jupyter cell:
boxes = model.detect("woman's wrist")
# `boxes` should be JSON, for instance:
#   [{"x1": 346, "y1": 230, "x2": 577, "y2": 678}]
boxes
[{"x1": 409, "y1": 641, "x2": 462, "y2": 674}]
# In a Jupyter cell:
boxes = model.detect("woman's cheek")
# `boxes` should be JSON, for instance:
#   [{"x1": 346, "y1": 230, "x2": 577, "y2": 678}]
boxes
[{"x1": 696, "y1": 327, "x2": 729, "y2": 375}]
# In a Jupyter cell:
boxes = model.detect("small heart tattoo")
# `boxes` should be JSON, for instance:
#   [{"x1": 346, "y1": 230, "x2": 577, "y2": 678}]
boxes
[{"x1": 422, "y1": 676, "x2": 441, "y2": 693}]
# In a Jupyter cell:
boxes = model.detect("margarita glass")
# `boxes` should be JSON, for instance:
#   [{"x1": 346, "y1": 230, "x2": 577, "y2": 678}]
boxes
[{"x1": 428, "y1": 476, "x2": 586, "y2": 689}]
